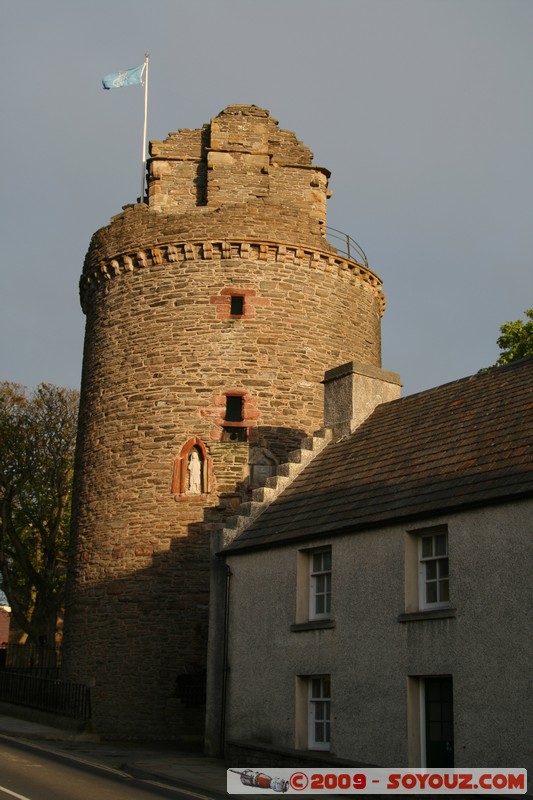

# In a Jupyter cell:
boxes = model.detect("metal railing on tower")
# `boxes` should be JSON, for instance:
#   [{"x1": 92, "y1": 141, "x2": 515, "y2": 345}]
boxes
[{"x1": 326, "y1": 226, "x2": 369, "y2": 267}]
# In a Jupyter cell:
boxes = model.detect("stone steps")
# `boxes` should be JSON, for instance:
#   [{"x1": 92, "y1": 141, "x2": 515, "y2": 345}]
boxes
[{"x1": 223, "y1": 427, "x2": 333, "y2": 537}]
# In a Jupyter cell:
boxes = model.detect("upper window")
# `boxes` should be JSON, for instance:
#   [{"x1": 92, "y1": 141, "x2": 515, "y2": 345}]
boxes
[
  {"x1": 294, "y1": 546, "x2": 333, "y2": 627},
  {"x1": 230, "y1": 295, "x2": 244, "y2": 316},
  {"x1": 419, "y1": 531, "x2": 449, "y2": 609},
  {"x1": 309, "y1": 549, "x2": 332, "y2": 620},
  {"x1": 403, "y1": 525, "x2": 452, "y2": 617}
]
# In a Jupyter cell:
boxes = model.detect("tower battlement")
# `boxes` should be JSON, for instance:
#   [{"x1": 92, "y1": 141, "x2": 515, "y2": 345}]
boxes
[{"x1": 148, "y1": 104, "x2": 329, "y2": 220}]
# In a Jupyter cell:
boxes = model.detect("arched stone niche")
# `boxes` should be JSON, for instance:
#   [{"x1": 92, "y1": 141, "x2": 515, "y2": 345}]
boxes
[{"x1": 172, "y1": 437, "x2": 211, "y2": 499}]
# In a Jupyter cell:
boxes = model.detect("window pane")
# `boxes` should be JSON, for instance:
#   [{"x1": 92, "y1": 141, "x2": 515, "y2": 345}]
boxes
[
  {"x1": 322, "y1": 550, "x2": 332, "y2": 571},
  {"x1": 435, "y1": 533, "x2": 447, "y2": 556},
  {"x1": 421, "y1": 536, "x2": 433, "y2": 558},
  {"x1": 322, "y1": 676, "x2": 331, "y2": 697},
  {"x1": 315, "y1": 574, "x2": 325, "y2": 593},
  {"x1": 429, "y1": 721, "x2": 442, "y2": 741},
  {"x1": 315, "y1": 721, "x2": 324, "y2": 741},
  {"x1": 442, "y1": 722, "x2": 453, "y2": 741},
  {"x1": 439, "y1": 558, "x2": 449, "y2": 578},
  {"x1": 442, "y1": 701, "x2": 453, "y2": 721},
  {"x1": 311, "y1": 678, "x2": 321, "y2": 698},
  {"x1": 441, "y1": 683, "x2": 453, "y2": 702},
  {"x1": 427, "y1": 682, "x2": 441, "y2": 701},
  {"x1": 315, "y1": 595, "x2": 324, "y2": 614},
  {"x1": 439, "y1": 579, "x2": 449, "y2": 602},
  {"x1": 426, "y1": 582, "x2": 437, "y2": 604},
  {"x1": 312, "y1": 553, "x2": 322, "y2": 572},
  {"x1": 426, "y1": 561, "x2": 437, "y2": 581}
]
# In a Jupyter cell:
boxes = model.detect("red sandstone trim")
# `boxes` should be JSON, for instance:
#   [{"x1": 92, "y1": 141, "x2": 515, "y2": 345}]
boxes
[
  {"x1": 171, "y1": 436, "x2": 212, "y2": 500},
  {"x1": 210, "y1": 288, "x2": 271, "y2": 320}
]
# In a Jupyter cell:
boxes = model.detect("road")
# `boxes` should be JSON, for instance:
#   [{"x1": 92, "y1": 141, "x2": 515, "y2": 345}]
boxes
[{"x1": 0, "y1": 737, "x2": 213, "y2": 800}]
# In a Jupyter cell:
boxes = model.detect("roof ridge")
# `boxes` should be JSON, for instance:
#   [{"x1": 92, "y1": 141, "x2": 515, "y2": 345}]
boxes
[{"x1": 395, "y1": 355, "x2": 533, "y2": 403}]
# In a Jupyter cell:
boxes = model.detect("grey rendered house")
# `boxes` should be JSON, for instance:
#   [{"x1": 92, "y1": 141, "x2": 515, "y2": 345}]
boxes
[{"x1": 207, "y1": 357, "x2": 533, "y2": 780}]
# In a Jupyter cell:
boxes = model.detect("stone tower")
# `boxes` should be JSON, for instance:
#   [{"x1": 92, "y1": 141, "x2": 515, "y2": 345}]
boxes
[{"x1": 62, "y1": 105, "x2": 385, "y2": 740}]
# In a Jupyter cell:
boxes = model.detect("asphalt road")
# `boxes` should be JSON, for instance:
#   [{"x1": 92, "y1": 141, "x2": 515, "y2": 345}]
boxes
[{"x1": 0, "y1": 738, "x2": 213, "y2": 800}]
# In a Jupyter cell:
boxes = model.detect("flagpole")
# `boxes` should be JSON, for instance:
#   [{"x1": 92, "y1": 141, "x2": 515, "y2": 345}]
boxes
[{"x1": 140, "y1": 52, "x2": 149, "y2": 202}]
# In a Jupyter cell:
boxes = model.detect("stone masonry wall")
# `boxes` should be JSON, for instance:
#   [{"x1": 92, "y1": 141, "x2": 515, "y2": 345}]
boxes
[
  {"x1": 148, "y1": 104, "x2": 328, "y2": 220},
  {"x1": 63, "y1": 105, "x2": 386, "y2": 740}
]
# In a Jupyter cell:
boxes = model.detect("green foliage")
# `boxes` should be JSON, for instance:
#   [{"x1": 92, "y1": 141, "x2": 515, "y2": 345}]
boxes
[
  {"x1": 0, "y1": 383, "x2": 78, "y2": 643},
  {"x1": 494, "y1": 308, "x2": 533, "y2": 366}
]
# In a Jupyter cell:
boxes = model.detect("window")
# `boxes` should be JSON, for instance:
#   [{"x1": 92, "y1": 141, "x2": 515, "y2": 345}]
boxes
[
  {"x1": 309, "y1": 676, "x2": 331, "y2": 750},
  {"x1": 296, "y1": 675, "x2": 331, "y2": 751},
  {"x1": 225, "y1": 395, "x2": 243, "y2": 422},
  {"x1": 402, "y1": 526, "x2": 452, "y2": 618},
  {"x1": 419, "y1": 531, "x2": 449, "y2": 609},
  {"x1": 230, "y1": 295, "x2": 244, "y2": 316},
  {"x1": 310, "y1": 549, "x2": 332, "y2": 620},
  {"x1": 293, "y1": 546, "x2": 334, "y2": 629},
  {"x1": 221, "y1": 394, "x2": 247, "y2": 442}
]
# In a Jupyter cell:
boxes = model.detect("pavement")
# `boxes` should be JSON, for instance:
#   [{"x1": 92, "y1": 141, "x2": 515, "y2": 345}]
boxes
[
  {"x1": 2, "y1": 714, "x2": 529, "y2": 799},
  {"x1": 0, "y1": 713, "x2": 231, "y2": 798}
]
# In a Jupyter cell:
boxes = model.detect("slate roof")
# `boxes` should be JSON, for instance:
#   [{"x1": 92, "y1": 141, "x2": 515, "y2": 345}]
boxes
[{"x1": 226, "y1": 357, "x2": 533, "y2": 553}]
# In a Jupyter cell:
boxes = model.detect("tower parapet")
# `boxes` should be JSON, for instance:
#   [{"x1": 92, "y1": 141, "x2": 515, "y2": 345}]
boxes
[
  {"x1": 149, "y1": 104, "x2": 327, "y2": 219},
  {"x1": 64, "y1": 105, "x2": 386, "y2": 741}
]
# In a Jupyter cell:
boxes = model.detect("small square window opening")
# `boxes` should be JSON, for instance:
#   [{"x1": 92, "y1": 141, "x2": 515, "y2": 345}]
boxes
[
  {"x1": 221, "y1": 394, "x2": 247, "y2": 442},
  {"x1": 225, "y1": 395, "x2": 243, "y2": 422},
  {"x1": 230, "y1": 295, "x2": 245, "y2": 316}
]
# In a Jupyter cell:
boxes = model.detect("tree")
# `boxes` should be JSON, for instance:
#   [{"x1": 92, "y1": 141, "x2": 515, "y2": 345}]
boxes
[
  {"x1": 0, "y1": 383, "x2": 78, "y2": 644},
  {"x1": 493, "y1": 308, "x2": 533, "y2": 367}
]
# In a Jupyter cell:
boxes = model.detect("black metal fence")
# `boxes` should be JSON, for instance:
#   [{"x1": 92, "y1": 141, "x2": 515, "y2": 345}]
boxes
[
  {"x1": 0, "y1": 670, "x2": 91, "y2": 719},
  {"x1": 0, "y1": 642, "x2": 61, "y2": 675},
  {"x1": 0, "y1": 643, "x2": 91, "y2": 720}
]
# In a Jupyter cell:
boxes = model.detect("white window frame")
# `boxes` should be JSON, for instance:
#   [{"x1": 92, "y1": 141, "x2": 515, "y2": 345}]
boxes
[
  {"x1": 309, "y1": 548, "x2": 332, "y2": 621},
  {"x1": 308, "y1": 675, "x2": 331, "y2": 751},
  {"x1": 418, "y1": 531, "x2": 450, "y2": 610}
]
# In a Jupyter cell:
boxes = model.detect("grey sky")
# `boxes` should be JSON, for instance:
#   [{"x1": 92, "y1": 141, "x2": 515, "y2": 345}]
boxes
[{"x1": 1, "y1": 0, "x2": 532, "y2": 397}]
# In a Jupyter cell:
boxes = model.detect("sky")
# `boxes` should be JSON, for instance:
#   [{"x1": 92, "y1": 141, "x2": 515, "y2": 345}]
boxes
[{"x1": 0, "y1": 0, "x2": 532, "y2": 398}]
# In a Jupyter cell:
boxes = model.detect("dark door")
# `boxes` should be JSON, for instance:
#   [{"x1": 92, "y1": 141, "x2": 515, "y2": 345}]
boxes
[{"x1": 425, "y1": 676, "x2": 454, "y2": 767}]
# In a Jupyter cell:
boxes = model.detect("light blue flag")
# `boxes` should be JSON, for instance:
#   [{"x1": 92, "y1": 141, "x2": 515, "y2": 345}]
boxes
[{"x1": 102, "y1": 63, "x2": 145, "y2": 90}]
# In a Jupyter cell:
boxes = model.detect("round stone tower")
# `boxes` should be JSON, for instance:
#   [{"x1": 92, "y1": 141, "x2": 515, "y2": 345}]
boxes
[{"x1": 63, "y1": 105, "x2": 385, "y2": 740}]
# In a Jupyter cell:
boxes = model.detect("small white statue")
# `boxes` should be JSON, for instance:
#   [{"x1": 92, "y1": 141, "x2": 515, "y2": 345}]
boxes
[{"x1": 187, "y1": 450, "x2": 202, "y2": 494}]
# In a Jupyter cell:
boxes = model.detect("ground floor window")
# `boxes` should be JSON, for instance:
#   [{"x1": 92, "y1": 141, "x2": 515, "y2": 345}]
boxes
[
  {"x1": 309, "y1": 675, "x2": 331, "y2": 750},
  {"x1": 296, "y1": 674, "x2": 331, "y2": 751}
]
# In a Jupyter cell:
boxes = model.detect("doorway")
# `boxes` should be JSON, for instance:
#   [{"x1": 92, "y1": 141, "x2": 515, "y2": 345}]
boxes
[{"x1": 424, "y1": 676, "x2": 454, "y2": 767}]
